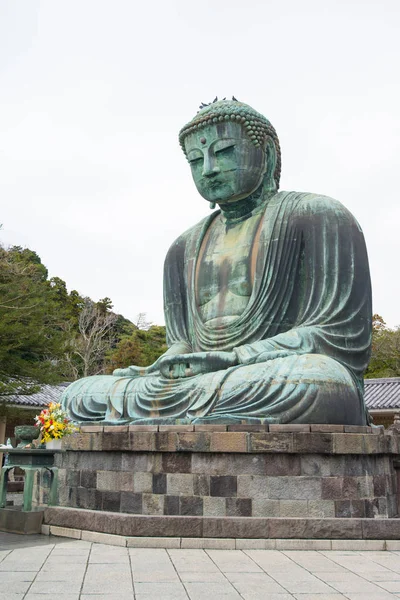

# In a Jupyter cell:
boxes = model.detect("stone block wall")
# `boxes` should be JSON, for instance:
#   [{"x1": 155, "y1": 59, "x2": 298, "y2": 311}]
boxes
[{"x1": 33, "y1": 425, "x2": 400, "y2": 520}]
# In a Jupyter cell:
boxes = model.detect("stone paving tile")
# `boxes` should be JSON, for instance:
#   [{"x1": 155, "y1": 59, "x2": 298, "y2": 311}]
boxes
[
  {"x1": 83, "y1": 565, "x2": 132, "y2": 582},
  {"x1": 135, "y1": 582, "x2": 188, "y2": 598},
  {"x1": 90, "y1": 544, "x2": 128, "y2": 555},
  {"x1": 0, "y1": 570, "x2": 36, "y2": 581},
  {"x1": 366, "y1": 573, "x2": 400, "y2": 582},
  {"x1": 88, "y1": 555, "x2": 131, "y2": 564},
  {"x1": 206, "y1": 549, "x2": 263, "y2": 572},
  {"x1": 317, "y1": 571, "x2": 371, "y2": 582},
  {"x1": 28, "y1": 580, "x2": 83, "y2": 594},
  {"x1": 83, "y1": 575, "x2": 132, "y2": 586},
  {"x1": 378, "y1": 582, "x2": 400, "y2": 593},
  {"x1": 44, "y1": 554, "x2": 88, "y2": 564},
  {"x1": 278, "y1": 579, "x2": 338, "y2": 594},
  {"x1": 322, "y1": 554, "x2": 391, "y2": 574},
  {"x1": 168, "y1": 548, "x2": 220, "y2": 572},
  {"x1": 0, "y1": 533, "x2": 52, "y2": 549},
  {"x1": 283, "y1": 550, "x2": 348, "y2": 572},
  {"x1": 88, "y1": 547, "x2": 130, "y2": 563},
  {"x1": 50, "y1": 547, "x2": 90, "y2": 556},
  {"x1": 224, "y1": 571, "x2": 289, "y2": 594},
  {"x1": 24, "y1": 595, "x2": 80, "y2": 600},
  {"x1": 132, "y1": 568, "x2": 180, "y2": 583},
  {"x1": 80, "y1": 596, "x2": 136, "y2": 600},
  {"x1": 225, "y1": 571, "x2": 285, "y2": 584},
  {"x1": 0, "y1": 581, "x2": 31, "y2": 594},
  {"x1": 244, "y1": 549, "x2": 297, "y2": 570},
  {"x1": 293, "y1": 596, "x2": 346, "y2": 599},
  {"x1": 35, "y1": 569, "x2": 86, "y2": 582},
  {"x1": 7, "y1": 548, "x2": 52, "y2": 559},
  {"x1": 52, "y1": 539, "x2": 90, "y2": 545},
  {"x1": 344, "y1": 595, "x2": 397, "y2": 600},
  {"x1": 184, "y1": 582, "x2": 242, "y2": 599},
  {"x1": 0, "y1": 561, "x2": 46, "y2": 571},
  {"x1": 3, "y1": 533, "x2": 400, "y2": 599},
  {"x1": 366, "y1": 555, "x2": 400, "y2": 574},
  {"x1": 273, "y1": 567, "x2": 324, "y2": 581},
  {"x1": 319, "y1": 551, "x2": 359, "y2": 557},
  {"x1": 85, "y1": 562, "x2": 130, "y2": 574},
  {"x1": 130, "y1": 547, "x2": 180, "y2": 582},
  {"x1": 239, "y1": 595, "x2": 293, "y2": 600},
  {"x1": 81, "y1": 580, "x2": 134, "y2": 595},
  {"x1": 40, "y1": 562, "x2": 87, "y2": 573},
  {"x1": 328, "y1": 579, "x2": 394, "y2": 595},
  {"x1": 179, "y1": 571, "x2": 227, "y2": 582}
]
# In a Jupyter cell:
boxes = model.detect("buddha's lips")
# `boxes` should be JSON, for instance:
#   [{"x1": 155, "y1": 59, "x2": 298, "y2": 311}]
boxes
[{"x1": 204, "y1": 179, "x2": 223, "y2": 188}]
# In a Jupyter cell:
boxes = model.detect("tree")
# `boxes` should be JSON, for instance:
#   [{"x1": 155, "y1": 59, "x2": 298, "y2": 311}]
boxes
[
  {"x1": 64, "y1": 298, "x2": 119, "y2": 378},
  {"x1": 0, "y1": 238, "x2": 143, "y2": 387},
  {"x1": 0, "y1": 245, "x2": 67, "y2": 395},
  {"x1": 135, "y1": 312, "x2": 153, "y2": 331},
  {"x1": 105, "y1": 325, "x2": 167, "y2": 372},
  {"x1": 365, "y1": 314, "x2": 400, "y2": 378}
]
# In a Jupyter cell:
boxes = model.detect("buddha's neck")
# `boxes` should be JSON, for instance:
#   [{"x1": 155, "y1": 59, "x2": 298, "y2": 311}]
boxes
[{"x1": 218, "y1": 186, "x2": 275, "y2": 224}]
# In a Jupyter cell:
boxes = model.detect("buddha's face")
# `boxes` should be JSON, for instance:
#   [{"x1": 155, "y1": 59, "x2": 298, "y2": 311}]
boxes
[{"x1": 184, "y1": 122, "x2": 267, "y2": 205}]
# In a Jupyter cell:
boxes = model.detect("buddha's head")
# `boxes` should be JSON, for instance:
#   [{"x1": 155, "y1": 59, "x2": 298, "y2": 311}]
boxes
[{"x1": 179, "y1": 98, "x2": 281, "y2": 206}]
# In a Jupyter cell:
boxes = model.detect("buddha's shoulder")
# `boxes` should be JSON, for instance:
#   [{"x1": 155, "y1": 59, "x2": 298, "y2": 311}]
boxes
[
  {"x1": 165, "y1": 214, "x2": 214, "y2": 257},
  {"x1": 279, "y1": 191, "x2": 357, "y2": 222}
]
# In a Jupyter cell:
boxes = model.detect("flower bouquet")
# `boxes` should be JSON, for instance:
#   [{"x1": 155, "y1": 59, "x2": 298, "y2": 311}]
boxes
[{"x1": 35, "y1": 402, "x2": 78, "y2": 448}]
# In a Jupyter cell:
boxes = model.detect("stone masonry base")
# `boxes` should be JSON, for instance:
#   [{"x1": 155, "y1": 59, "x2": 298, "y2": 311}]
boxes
[
  {"x1": 40, "y1": 426, "x2": 400, "y2": 520},
  {"x1": 35, "y1": 426, "x2": 400, "y2": 544}
]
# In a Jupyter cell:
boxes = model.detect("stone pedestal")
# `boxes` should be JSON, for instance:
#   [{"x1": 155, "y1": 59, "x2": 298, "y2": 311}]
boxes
[
  {"x1": 0, "y1": 508, "x2": 44, "y2": 534},
  {"x1": 38, "y1": 424, "x2": 400, "y2": 539}
]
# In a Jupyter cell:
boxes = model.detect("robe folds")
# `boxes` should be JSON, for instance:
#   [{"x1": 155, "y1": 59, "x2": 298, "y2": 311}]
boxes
[{"x1": 62, "y1": 191, "x2": 372, "y2": 425}]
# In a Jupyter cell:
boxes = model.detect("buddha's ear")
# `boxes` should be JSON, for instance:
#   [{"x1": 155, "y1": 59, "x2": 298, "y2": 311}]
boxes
[{"x1": 264, "y1": 137, "x2": 277, "y2": 191}]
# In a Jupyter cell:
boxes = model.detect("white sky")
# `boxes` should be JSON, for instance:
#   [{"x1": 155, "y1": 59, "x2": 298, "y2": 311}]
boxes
[{"x1": 1, "y1": 0, "x2": 399, "y2": 327}]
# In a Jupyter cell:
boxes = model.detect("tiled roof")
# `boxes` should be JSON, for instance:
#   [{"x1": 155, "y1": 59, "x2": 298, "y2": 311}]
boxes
[
  {"x1": 364, "y1": 378, "x2": 400, "y2": 410},
  {"x1": 3, "y1": 382, "x2": 71, "y2": 408}
]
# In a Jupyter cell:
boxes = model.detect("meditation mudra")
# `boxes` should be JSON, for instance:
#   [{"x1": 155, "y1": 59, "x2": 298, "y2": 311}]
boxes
[{"x1": 62, "y1": 99, "x2": 372, "y2": 425}]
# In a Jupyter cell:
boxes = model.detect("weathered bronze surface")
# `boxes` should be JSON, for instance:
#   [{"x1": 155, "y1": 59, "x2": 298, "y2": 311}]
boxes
[{"x1": 62, "y1": 99, "x2": 372, "y2": 425}]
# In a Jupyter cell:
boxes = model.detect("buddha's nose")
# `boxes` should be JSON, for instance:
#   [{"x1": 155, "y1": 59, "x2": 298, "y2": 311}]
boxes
[{"x1": 202, "y1": 153, "x2": 220, "y2": 177}]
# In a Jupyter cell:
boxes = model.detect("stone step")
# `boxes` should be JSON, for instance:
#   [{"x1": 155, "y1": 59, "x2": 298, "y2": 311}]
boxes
[
  {"x1": 44, "y1": 505, "x2": 400, "y2": 540},
  {"x1": 41, "y1": 524, "x2": 400, "y2": 551}
]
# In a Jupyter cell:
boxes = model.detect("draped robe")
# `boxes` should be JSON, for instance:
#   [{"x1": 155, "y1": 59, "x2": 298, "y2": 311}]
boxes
[{"x1": 62, "y1": 191, "x2": 372, "y2": 425}]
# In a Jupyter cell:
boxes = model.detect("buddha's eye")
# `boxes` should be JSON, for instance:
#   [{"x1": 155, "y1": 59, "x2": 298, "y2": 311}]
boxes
[
  {"x1": 215, "y1": 145, "x2": 235, "y2": 156},
  {"x1": 188, "y1": 156, "x2": 203, "y2": 167}
]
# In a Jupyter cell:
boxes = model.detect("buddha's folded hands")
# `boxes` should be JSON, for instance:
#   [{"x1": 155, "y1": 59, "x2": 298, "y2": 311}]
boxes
[{"x1": 158, "y1": 351, "x2": 238, "y2": 379}]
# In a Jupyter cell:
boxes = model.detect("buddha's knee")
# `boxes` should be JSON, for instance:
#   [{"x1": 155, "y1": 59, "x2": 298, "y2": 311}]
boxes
[
  {"x1": 289, "y1": 354, "x2": 364, "y2": 424},
  {"x1": 233, "y1": 353, "x2": 355, "y2": 390},
  {"x1": 290, "y1": 354, "x2": 355, "y2": 389},
  {"x1": 62, "y1": 375, "x2": 123, "y2": 413}
]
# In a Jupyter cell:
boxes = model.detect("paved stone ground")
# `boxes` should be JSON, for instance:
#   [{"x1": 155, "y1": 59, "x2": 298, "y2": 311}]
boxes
[{"x1": 2, "y1": 532, "x2": 400, "y2": 599}]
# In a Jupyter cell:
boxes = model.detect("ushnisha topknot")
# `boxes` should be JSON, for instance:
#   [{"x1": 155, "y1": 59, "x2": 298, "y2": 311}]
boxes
[{"x1": 179, "y1": 97, "x2": 281, "y2": 189}]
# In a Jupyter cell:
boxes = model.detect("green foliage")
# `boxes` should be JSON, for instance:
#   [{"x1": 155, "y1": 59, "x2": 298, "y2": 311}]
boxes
[
  {"x1": 0, "y1": 238, "x2": 166, "y2": 391},
  {"x1": 365, "y1": 314, "x2": 400, "y2": 378},
  {"x1": 0, "y1": 246, "x2": 67, "y2": 394},
  {"x1": 105, "y1": 325, "x2": 167, "y2": 372}
]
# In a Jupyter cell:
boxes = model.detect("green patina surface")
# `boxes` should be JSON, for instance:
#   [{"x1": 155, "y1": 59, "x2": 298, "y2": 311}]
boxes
[{"x1": 62, "y1": 99, "x2": 372, "y2": 425}]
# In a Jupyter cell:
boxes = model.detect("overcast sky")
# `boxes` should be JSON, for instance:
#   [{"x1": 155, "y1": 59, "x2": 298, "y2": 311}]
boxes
[{"x1": 1, "y1": 0, "x2": 399, "y2": 327}]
